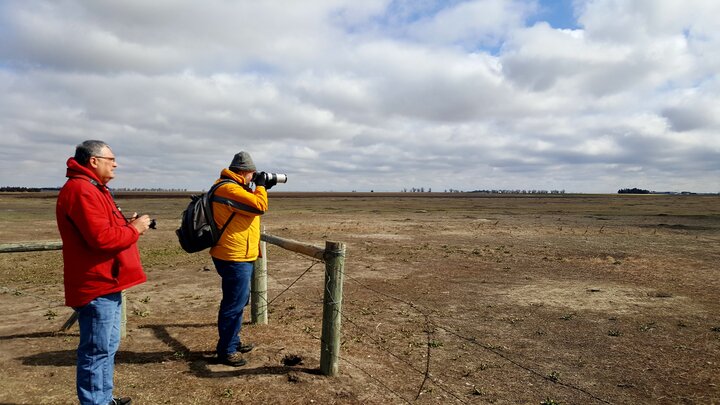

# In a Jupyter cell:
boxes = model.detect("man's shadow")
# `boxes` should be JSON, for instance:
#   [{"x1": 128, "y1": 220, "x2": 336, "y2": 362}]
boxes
[{"x1": 10, "y1": 323, "x2": 318, "y2": 378}]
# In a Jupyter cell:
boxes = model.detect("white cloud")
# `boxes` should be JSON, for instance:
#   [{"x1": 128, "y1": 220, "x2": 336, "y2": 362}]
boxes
[
  {"x1": 0, "y1": 0, "x2": 718, "y2": 193},
  {"x1": 404, "y1": 0, "x2": 534, "y2": 47}
]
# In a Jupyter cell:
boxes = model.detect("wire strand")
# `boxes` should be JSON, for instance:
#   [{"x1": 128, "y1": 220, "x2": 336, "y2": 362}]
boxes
[{"x1": 255, "y1": 255, "x2": 612, "y2": 404}]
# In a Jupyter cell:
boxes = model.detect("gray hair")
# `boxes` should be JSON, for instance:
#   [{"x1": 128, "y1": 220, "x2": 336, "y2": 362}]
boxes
[{"x1": 74, "y1": 140, "x2": 109, "y2": 165}]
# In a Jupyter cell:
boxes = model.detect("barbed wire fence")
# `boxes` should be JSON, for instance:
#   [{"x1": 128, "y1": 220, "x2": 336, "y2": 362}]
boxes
[
  {"x1": 261, "y1": 248, "x2": 613, "y2": 404},
  {"x1": 0, "y1": 239, "x2": 613, "y2": 403}
]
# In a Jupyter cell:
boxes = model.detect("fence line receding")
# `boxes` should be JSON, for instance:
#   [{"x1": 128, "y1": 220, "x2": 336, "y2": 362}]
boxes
[{"x1": 0, "y1": 233, "x2": 347, "y2": 376}]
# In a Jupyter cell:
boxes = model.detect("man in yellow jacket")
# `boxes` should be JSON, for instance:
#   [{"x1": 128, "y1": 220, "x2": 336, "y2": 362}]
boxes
[{"x1": 210, "y1": 151, "x2": 274, "y2": 366}]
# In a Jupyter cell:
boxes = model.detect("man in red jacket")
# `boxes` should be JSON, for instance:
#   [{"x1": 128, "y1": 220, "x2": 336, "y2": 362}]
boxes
[{"x1": 56, "y1": 140, "x2": 151, "y2": 405}]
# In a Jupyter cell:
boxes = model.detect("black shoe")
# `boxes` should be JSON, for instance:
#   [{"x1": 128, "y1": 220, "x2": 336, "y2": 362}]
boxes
[
  {"x1": 109, "y1": 397, "x2": 132, "y2": 405},
  {"x1": 218, "y1": 352, "x2": 247, "y2": 367},
  {"x1": 237, "y1": 342, "x2": 255, "y2": 353}
]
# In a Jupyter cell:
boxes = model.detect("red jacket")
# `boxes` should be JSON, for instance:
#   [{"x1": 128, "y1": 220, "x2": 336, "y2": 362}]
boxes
[{"x1": 56, "y1": 158, "x2": 146, "y2": 307}]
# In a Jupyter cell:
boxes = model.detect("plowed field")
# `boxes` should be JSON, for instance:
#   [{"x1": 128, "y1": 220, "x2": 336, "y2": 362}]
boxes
[{"x1": 1, "y1": 193, "x2": 719, "y2": 404}]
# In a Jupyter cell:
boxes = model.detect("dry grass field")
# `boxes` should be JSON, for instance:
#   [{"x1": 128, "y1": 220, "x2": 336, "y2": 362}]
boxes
[{"x1": 0, "y1": 192, "x2": 719, "y2": 404}]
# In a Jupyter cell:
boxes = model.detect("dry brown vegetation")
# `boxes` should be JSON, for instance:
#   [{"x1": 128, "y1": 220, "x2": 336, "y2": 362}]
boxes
[{"x1": 1, "y1": 192, "x2": 719, "y2": 404}]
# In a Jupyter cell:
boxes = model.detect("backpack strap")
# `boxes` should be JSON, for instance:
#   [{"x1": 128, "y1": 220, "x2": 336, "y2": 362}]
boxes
[
  {"x1": 206, "y1": 180, "x2": 235, "y2": 238},
  {"x1": 209, "y1": 180, "x2": 265, "y2": 215},
  {"x1": 217, "y1": 212, "x2": 236, "y2": 239},
  {"x1": 211, "y1": 196, "x2": 265, "y2": 215}
]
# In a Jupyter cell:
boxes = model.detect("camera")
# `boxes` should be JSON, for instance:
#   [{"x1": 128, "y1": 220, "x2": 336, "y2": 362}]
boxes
[
  {"x1": 252, "y1": 172, "x2": 288, "y2": 185},
  {"x1": 126, "y1": 215, "x2": 156, "y2": 229}
]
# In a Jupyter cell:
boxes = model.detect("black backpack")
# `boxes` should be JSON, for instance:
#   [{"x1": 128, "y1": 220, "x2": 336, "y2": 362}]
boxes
[{"x1": 176, "y1": 179, "x2": 237, "y2": 253}]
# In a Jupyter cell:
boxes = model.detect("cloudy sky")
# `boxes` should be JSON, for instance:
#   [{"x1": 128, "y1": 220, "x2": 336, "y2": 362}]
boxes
[{"x1": 1, "y1": 0, "x2": 718, "y2": 193}]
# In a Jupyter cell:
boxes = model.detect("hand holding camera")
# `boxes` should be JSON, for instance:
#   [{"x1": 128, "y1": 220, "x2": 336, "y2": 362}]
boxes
[
  {"x1": 253, "y1": 172, "x2": 267, "y2": 188},
  {"x1": 128, "y1": 213, "x2": 156, "y2": 234}
]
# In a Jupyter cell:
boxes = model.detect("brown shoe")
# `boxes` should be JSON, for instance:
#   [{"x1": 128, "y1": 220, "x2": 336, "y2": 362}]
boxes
[
  {"x1": 218, "y1": 352, "x2": 246, "y2": 367},
  {"x1": 237, "y1": 342, "x2": 255, "y2": 353}
]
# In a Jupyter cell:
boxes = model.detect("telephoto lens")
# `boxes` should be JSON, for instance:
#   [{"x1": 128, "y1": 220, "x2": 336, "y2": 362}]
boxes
[
  {"x1": 254, "y1": 172, "x2": 288, "y2": 184},
  {"x1": 271, "y1": 173, "x2": 288, "y2": 184}
]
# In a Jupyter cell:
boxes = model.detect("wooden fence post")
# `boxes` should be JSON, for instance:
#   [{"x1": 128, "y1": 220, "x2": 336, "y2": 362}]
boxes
[
  {"x1": 120, "y1": 290, "x2": 127, "y2": 338},
  {"x1": 251, "y1": 230, "x2": 268, "y2": 325},
  {"x1": 59, "y1": 311, "x2": 78, "y2": 332},
  {"x1": 320, "y1": 241, "x2": 346, "y2": 376},
  {"x1": 0, "y1": 241, "x2": 130, "y2": 336},
  {"x1": 58, "y1": 291, "x2": 128, "y2": 336},
  {"x1": 0, "y1": 241, "x2": 62, "y2": 253}
]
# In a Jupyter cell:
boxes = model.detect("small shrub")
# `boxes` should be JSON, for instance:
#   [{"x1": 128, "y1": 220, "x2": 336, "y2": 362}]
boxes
[
  {"x1": 608, "y1": 329, "x2": 622, "y2": 337},
  {"x1": 428, "y1": 339, "x2": 443, "y2": 348},
  {"x1": 639, "y1": 322, "x2": 656, "y2": 332}
]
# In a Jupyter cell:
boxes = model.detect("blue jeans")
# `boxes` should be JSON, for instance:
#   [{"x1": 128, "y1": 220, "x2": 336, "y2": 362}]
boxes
[
  {"x1": 213, "y1": 258, "x2": 254, "y2": 357},
  {"x1": 75, "y1": 292, "x2": 122, "y2": 405}
]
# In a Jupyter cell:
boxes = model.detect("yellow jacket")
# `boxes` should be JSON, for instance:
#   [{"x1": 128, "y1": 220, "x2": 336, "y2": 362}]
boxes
[{"x1": 209, "y1": 169, "x2": 268, "y2": 262}]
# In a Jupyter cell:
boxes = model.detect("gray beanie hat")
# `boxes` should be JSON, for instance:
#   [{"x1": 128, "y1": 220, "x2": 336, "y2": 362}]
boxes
[{"x1": 229, "y1": 151, "x2": 256, "y2": 172}]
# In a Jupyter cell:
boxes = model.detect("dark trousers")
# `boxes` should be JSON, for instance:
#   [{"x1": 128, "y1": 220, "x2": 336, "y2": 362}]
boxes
[{"x1": 212, "y1": 257, "x2": 254, "y2": 356}]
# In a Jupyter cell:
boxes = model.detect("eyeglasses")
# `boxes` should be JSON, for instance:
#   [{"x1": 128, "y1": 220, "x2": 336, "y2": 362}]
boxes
[{"x1": 93, "y1": 156, "x2": 116, "y2": 163}]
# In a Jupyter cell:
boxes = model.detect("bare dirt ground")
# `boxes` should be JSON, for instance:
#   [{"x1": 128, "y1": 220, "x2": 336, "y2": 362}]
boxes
[{"x1": 1, "y1": 192, "x2": 719, "y2": 404}]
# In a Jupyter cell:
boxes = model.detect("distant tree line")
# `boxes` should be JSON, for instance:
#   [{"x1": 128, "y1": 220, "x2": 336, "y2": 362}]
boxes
[
  {"x1": 1, "y1": 186, "x2": 188, "y2": 192},
  {"x1": 113, "y1": 187, "x2": 188, "y2": 192},
  {"x1": 399, "y1": 188, "x2": 566, "y2": 194},
  {"x1": 618, "y1": 188, "x2": 651, "y2": 194},
  {"x1": 0, "y1": 186, "x2": 44, "y2": 192},
  {"x1": 470, "y1": 189, "x2": 566, "y2": 194}
]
